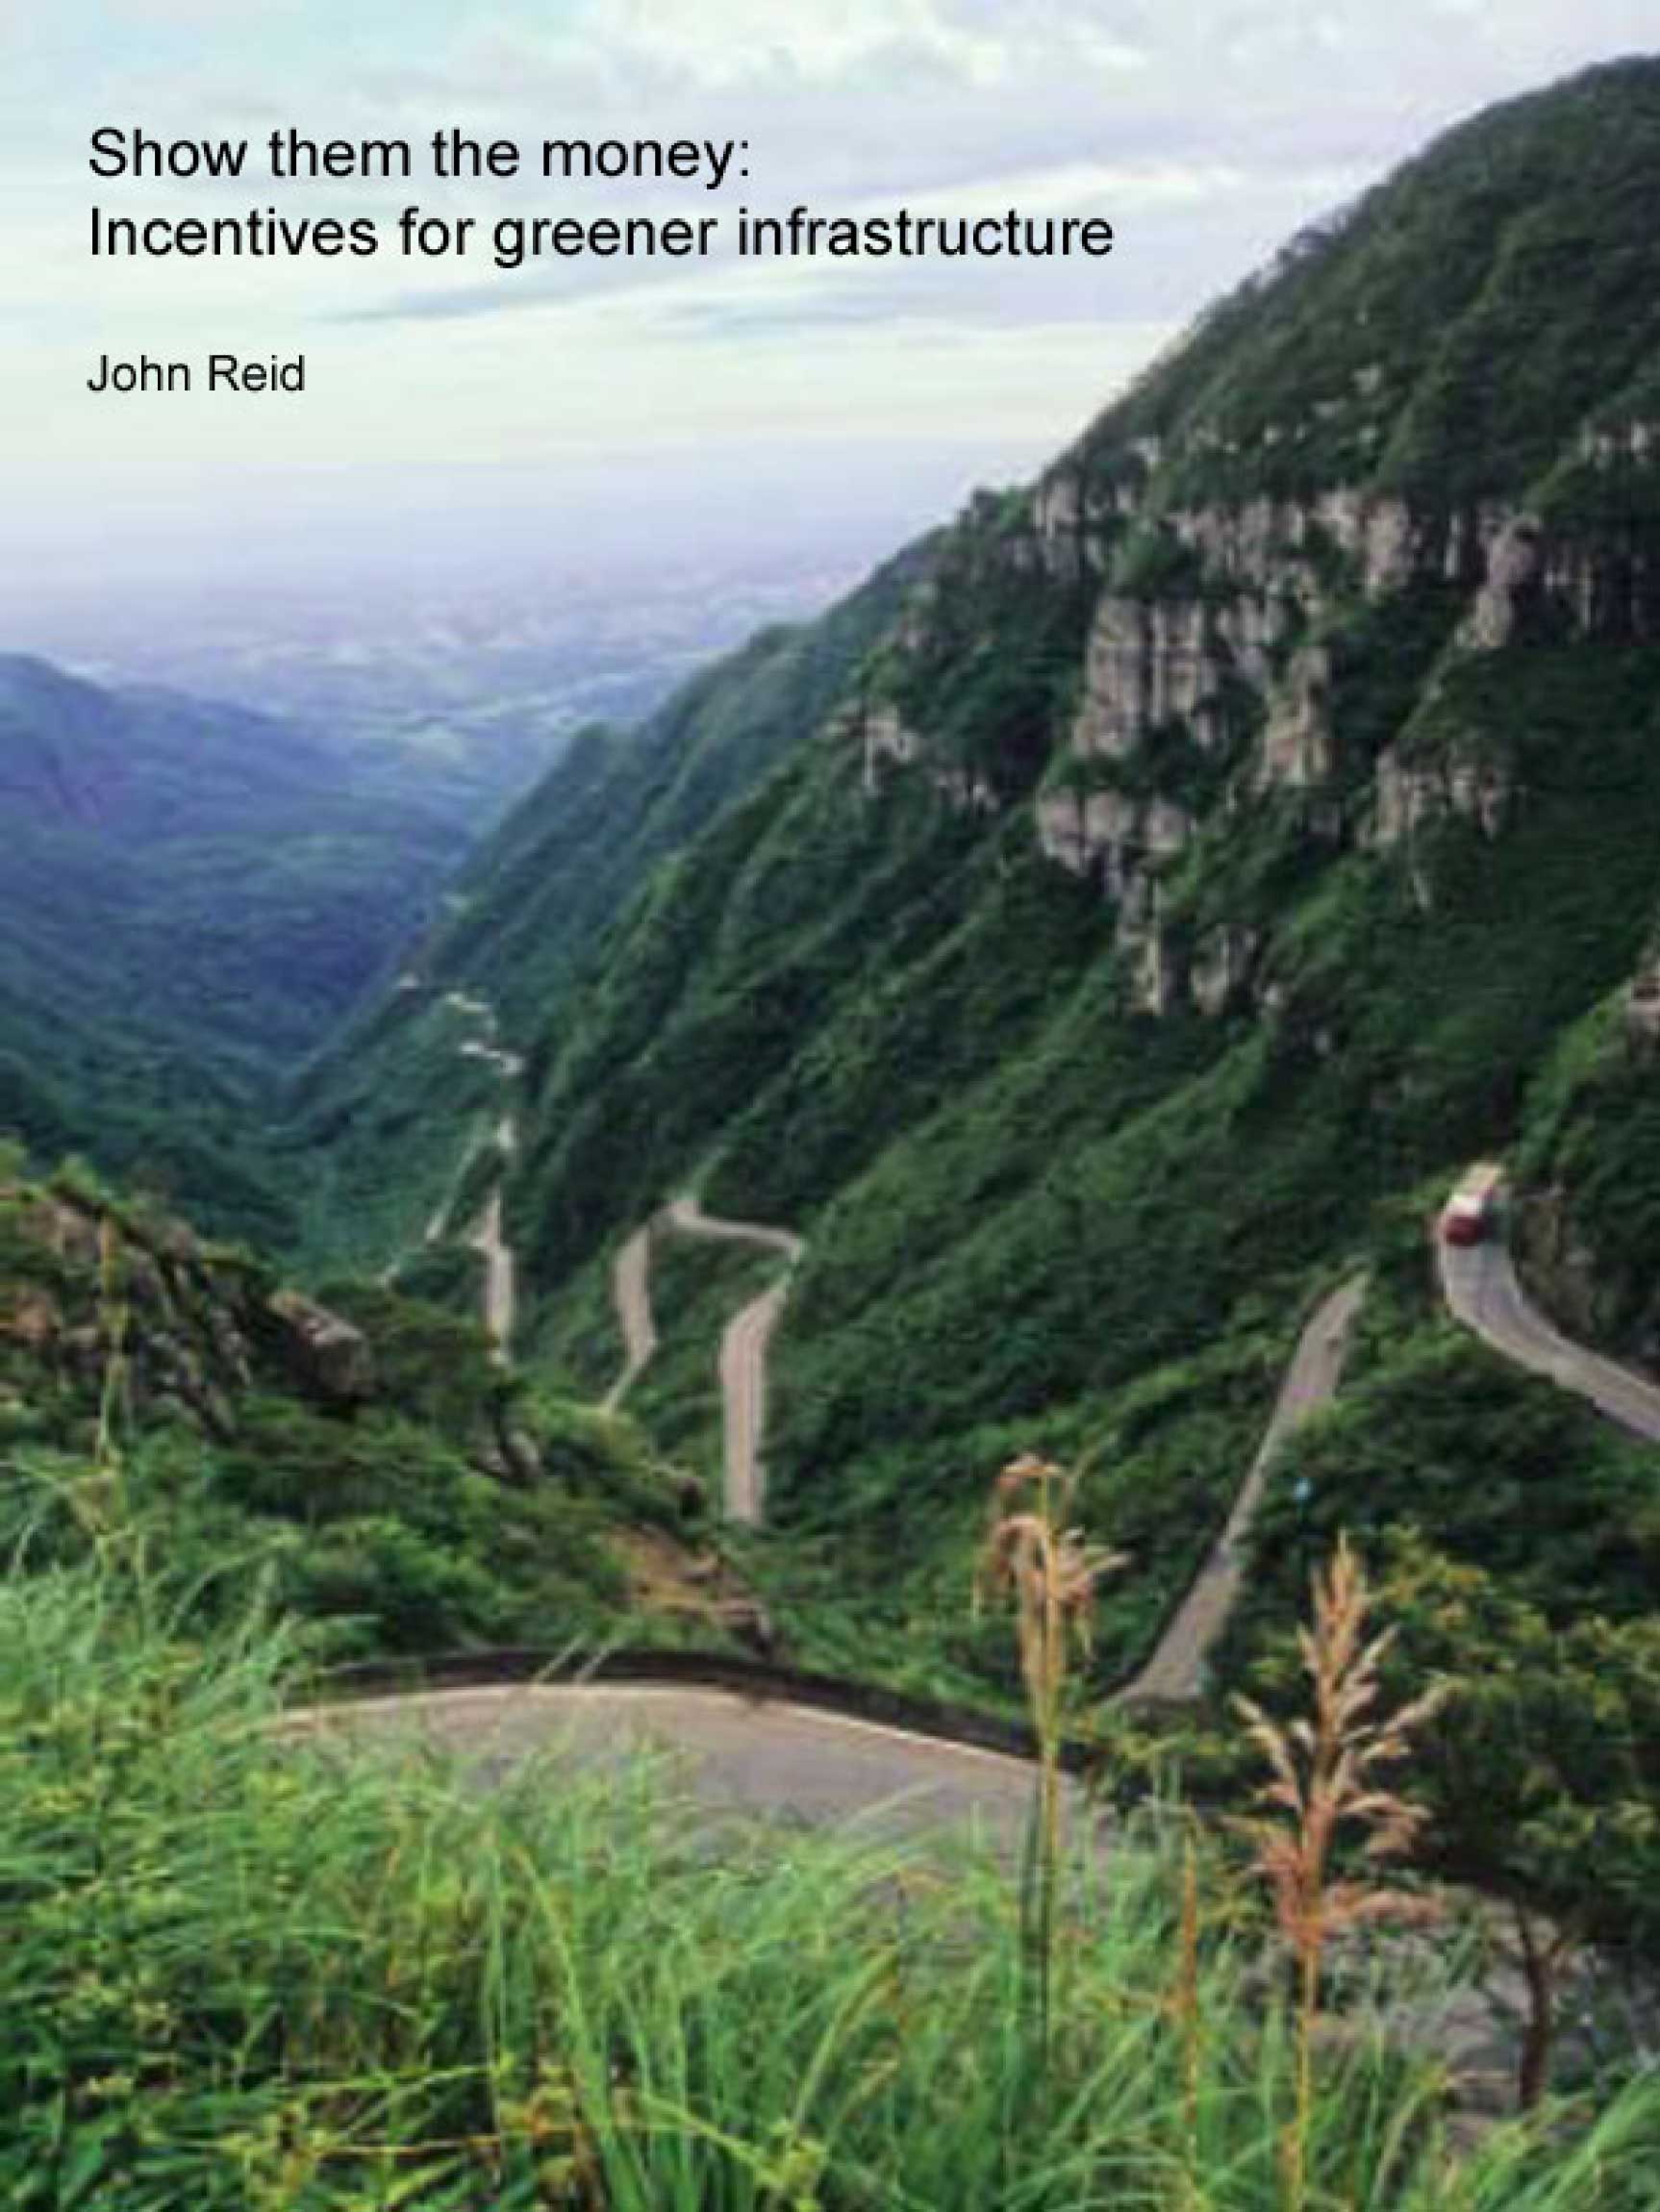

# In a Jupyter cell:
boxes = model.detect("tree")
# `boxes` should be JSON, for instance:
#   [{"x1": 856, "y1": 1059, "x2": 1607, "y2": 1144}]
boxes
[{"x1": 1374, "y1": 1527, "x2": 1660, "y2": 2104}]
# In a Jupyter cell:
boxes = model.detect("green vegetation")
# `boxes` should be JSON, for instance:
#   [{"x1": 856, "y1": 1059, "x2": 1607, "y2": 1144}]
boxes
[
  {"x1": 1206, "y1": 1206, "x2": 1660, "y2": 1959},
  {"x1": 283, "y1": 988, "x2": 517, "y2": 1279},
  {"x1": 1078, "y1": 60, "x2": 1660, "y2": 514},
  {"x1": 252, "y1": 73, "x2": 1660, "y2": 1829},
  {"x1": 883, "y1": 491, "x2": 1093, "y2": 795},
  {"x1": 0, "y1": 655, "x2": 465, "y2": 1244},
  {"x1": 263, "y1": 60, "x2": 1660, "y2": 1974},
  {"x1": 11, "y1": 59, "x2": 1660, "y2": 2183},
  {"x1": 3, "y1": 1553, "x2": 1657, "y2": 2205},
  {"x1": 0, "y1": 1169, "x2": 694, "y2": 1662},
  {"x1": 284, "y1": 546, "x2": 929, "y2": 1271},
  {"x1": 1512, "y1": 987, "x2": 1660, "y2": 1361},
  {"x1": 455, "y1": 638, "x2": 1660, "y2": 1716},
  {"x1": 1232, "y1": 1234, "x2": 1660, "y2": 1646}
]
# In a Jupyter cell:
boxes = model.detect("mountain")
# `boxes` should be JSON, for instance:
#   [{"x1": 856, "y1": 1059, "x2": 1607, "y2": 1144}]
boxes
[
  {"x1": 308, "y1": 58, "x2": 1660, "y2": 1722},
  {"x1": 0, "y1": 655, "x2": 469, "y2": 1238},
  {"x1": 284, "y1": 547, "x2": 928, "y2": 1268}
]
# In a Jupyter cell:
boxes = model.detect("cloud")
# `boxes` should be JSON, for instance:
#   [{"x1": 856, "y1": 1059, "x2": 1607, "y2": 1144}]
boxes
[
  {"x1": 12, "y1": 0, "x2": 1659, "y2": 594},
  {"x1": 334, "y1": 144, "x2": 1369, "y2": 337}
]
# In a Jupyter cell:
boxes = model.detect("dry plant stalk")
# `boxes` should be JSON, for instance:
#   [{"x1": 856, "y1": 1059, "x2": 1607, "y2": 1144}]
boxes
[
  {"x1": 976, "y1": 1453, "x2": 1124, "y2": 2033},
  {"x1": 1232, "y1": 1533, "x2": 1446, "y2": 2212}
]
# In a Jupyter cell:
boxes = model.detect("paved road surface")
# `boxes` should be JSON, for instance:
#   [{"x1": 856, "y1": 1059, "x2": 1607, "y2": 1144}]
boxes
[
  {"x1": 1440, "y1": 1236, "x2": 1660, "y2": 1443},
  {"x1": 438, "y1": 992, "x2": 521, "y2": 1360},
  {"x1": 285, "y1": 1681, "x2": 1053, "y2": 1845},
  {"x1": 459, "y1": 1039, "x2": 525, "y2": 1080},
  {"x1": 467, "y1": 1169, "x2": 517, "y2": 1362},
  {"x1": 604, "y1": 1225, "x2": 659, "y2": 1411},
  {"x1": 665, "y1": 1197, "x2": 804, "y2": 1266},
  {"x1": 664, "y1": 1197, "x2": 804, "y2": 1525},
  {"x1": 718, "y1": 1280, "x2": 790, "y2": 1524},
  {"x1": 1120, "y1": 1275, "x2": 1368, "y2": 1705},
  {"x1": 384, "y1": 1002, "x2": 519, "y2": 1283}
]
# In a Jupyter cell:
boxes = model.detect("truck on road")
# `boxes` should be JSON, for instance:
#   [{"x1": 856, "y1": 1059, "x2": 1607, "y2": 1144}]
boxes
[{"x1": 1439, "y1": 1161, "x2": 1506, "y2": 1246}]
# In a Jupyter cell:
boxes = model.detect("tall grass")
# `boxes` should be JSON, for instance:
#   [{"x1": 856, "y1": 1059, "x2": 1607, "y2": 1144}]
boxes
[{"x1": 1, "y1": 1561, "x2": 1656, "y2": 2205}]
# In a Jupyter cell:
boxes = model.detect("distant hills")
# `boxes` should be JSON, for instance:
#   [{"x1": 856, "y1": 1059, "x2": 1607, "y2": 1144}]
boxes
[{"x1": 0, "y1": 653, "x2": 464, "y2": 1239}]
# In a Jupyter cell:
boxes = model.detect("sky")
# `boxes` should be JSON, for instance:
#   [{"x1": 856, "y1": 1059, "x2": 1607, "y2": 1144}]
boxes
[{"x1": 3, "y1": 0, "x2": 1656, "y2": 616}]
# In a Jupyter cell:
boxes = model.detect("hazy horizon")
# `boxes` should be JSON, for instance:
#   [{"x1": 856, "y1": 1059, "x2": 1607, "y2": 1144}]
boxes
[{"x1": 5, "y1": 1, "x2": 1656, "y2": 641}]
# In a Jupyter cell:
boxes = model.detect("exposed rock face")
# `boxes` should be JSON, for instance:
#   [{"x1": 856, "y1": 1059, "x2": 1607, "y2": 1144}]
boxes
[
  {"x1": 860, "y1": 290, "x2": 1660, "y2": 1030},
  {"x1": 1191, "y1": 926, "x2": 1261, "y2": 1017},
  {"x1": 1036, "y1": 476, "x2": 1533, "y2": 993},
  {"x1": 859, "y1": 704, "x2": 922, "y2": 793},
  {"x1": 1460, "y1": 515, "x2": 1545, "y2": 650},
  {"x1": 1160, "y1": 489, "x2": 1417, "y2": 600},
  {"x1": 1070, "y1": 598, "x2": 1228, "y2": 760},
  {"x1": 906, "y1": 446, "x2": 1660, "y2": 1003},
  {"x1": 1258, "y1": 644, "x2": 1333, "y2": 789},
  {"x1": 1, "y1": 1186, "x2": 259, "y2": 1433},
  {"x1": 854, "y1": 700, "x2": 996, "y2": 811},
  {"x1": 1348, "y1": 493, "x2": 1417, "y2": 595},
  {"x1": 1030, "y1": 466, "x2": 1092, "y2": 579},
  {"x1": 1623, "y1": 947, "x2": 1660, "y2": 1053},
  {"x1": 1130, "y1": 922, "x2": 1180, "y2": 1018},
  {"x1": 0, "y1": 1187, "x2": 374, "y2": 1426},
  {"x1": 266, "y1": 1290, "x2": 375, "y2": 1408},
  {"x1": 1372, "y1": 743, "x2": 1513, "y2": 848},
  {"x1": 1031, "y1": 450, "x2": 1152, "y2": 577},
  {"x1": 1035, "y1": 786, "x2": 1192, "y2": 893}
]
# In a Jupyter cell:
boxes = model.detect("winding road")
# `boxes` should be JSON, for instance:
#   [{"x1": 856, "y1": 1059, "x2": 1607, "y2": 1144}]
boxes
[
  {"x1": 606, "y1": 1195, "x2": 804, "y2": 1524},
  {"x1": 397, "y1": 992, "x2": 523, "y2": 1362},
  {"x1": 603, "y1": 1226, "x2": 658, "y2": 1412},
  {"x1": 1439, "y1": 1181, "x2": 1660, "y2": 1443},
  {"x1": 1120, "y1": 1274, "x2": 1368, "y2": 1706},
  {"x1": 465, "y1": 1096, "x2": 522, "y2": 1365},
  {"x1": 667, "y1": 1197, "x2": 804, "y2": 1528},
  {"x1": 467, "y1": 1181, "x2": 516, "y2": 1361},
  {"x1": 318, "y1": 1136, "x2": 1660, "y2": 1835},
  {"x1": 294, "y1": 1266, "x2": 1367, "y2": 1825}
]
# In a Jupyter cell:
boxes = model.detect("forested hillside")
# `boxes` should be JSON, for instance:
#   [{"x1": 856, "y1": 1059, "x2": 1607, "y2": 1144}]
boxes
[
  {"x1": 286, "y1": 544, "x2": 927, "y2": 1269},
  {"x1": 304, "y1": 60, "x2": 1660, "y2": 1721},
  {"x1": 0, "y1": 655, "x2": 465, "y2": 1239}
]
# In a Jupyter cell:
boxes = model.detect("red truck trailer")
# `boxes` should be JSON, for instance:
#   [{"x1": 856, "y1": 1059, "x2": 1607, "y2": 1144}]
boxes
[{"x1": 1439, "y1": 1163, "x2": 1505, "y2": 1246}]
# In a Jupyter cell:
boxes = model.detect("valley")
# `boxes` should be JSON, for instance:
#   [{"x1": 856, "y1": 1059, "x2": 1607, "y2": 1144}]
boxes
[
  {"x1": 4, "y1": 53, "x2": 1660, "y2": 2194},
  {"x1": 21, "y1": 60, "x2": 1660, "y2": 1741}
]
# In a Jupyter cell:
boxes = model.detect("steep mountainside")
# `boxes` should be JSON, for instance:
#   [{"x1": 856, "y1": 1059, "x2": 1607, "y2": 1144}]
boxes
[
  {"x1": 287, "y1": 547, "x2": 925, "y2": 1269},
  {"x1": 0, "y1": 656, "x2": 465, "y2": 1237},
  {"x1": 306, "y1": 61, "x2": 1660, "y2": 1699}
]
